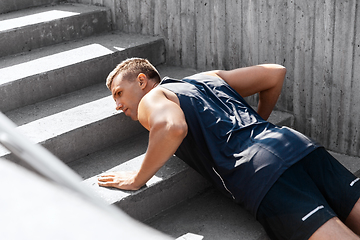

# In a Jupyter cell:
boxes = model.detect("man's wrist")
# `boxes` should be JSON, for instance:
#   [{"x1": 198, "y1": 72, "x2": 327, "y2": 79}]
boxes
[{"x1": 131, "y1": 170, "x2": 145, "y2": 190}]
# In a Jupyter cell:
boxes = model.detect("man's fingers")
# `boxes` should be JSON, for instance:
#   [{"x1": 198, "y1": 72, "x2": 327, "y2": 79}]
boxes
[
  {"x1": 98, "y1": 173, "x2": 115, "y2": 178},
  {"x1": 98, "y1": 181, "x2": 115, "y2": 187},
  {"x1": 98, "y1": 176, "x2": 114, "y2": 182}
]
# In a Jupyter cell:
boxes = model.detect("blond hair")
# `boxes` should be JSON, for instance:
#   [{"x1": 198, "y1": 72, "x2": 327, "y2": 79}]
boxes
[{"x1": 106, "y1": 58, "x2": 161, "y2": 89}]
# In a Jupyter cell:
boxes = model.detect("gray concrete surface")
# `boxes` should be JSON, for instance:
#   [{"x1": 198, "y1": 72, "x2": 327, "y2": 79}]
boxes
[
  {"x1": 0, "y1": 0, "x2": 59, "y2": 14},
  {"x1": 81, "y1": 150, "x2": 211, "y2": 222},
  {"x1": 330, "y1": 151, "x2": 360, "y2": 176},
  {"x1": 0, "y1": 3, "x2": 111, "y2": 57},
  {"x1": 147, "y1": 188, "x2": 270, "y2": 240},
  {"x1": 0, "y1": 93, "x2": 146, "y2": 163},
  {"x1": 0, "y1": 158, "x2": 173, "y2": 240},
  {"x1": 0, "y1": 32, "x2": 165, "y2": 112}
]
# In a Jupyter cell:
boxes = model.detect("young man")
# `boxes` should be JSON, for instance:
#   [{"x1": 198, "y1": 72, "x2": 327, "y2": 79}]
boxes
[{"x1": 98, "y1": 58, "x2": 360, "y2": 240}]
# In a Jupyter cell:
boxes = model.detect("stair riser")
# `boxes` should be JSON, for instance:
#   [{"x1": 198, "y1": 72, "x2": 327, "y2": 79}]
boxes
[
  {"x1": 1, "y1": 39, "x2": 165, "y2": 113},
  {"x1": 0, "y1": 0, "x2": 59, "y2": 14},
  {"x1": 44, "y1": 114, "x2": 147, "y2": 164},
  {"x1": 0, "y1": 10, "x2": 111, "y2": 58},
  {"x1": 2, "y1": 113, "x2": 146, "y2": 164},
  {"x1": 115, "y1": 167, "x2": 211, "y2": 222},
  {"x1": 276, "y1": 116, "x2": 294, "y2": 128},
  {"x1": 1, "y1": 55, "x2": 113, "y2": 113}
]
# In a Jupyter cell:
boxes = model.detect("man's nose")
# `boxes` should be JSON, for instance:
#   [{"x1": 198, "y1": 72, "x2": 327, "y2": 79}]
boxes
[{"x1": 115, "y1": 100, "x2": 123, "y2": 110}]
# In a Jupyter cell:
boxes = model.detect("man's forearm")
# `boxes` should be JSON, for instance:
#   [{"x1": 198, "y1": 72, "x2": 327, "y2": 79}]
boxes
[
  {"x1": 132, "y1": 120, "x2": 188, "y2": 189},
  {"x1": 257, "y1": 82, "x2": 283, "y2": 120},
  {"x1": 212, "y1": 64, "x2": 286, "y2": 121},
  {"x1": 257, "y1": 66, "x2": 286, "y2": 120}
]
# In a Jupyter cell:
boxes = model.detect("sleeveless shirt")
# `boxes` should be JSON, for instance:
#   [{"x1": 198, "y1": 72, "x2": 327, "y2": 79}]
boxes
[{"x1": 159, "y1": 73, "x2": 319, "y2": 216}]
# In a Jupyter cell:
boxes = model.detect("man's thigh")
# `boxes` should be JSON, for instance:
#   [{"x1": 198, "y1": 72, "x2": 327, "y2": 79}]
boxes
[
  {"x1": 256, "y1": 148, "x2": 360, "y2": 240},
  {"x1": 256, "y1": 158, "x2": 336, "y2": 240},
  {"x1": 301, "y1": 148, "x2": 360, "y2": 222}
]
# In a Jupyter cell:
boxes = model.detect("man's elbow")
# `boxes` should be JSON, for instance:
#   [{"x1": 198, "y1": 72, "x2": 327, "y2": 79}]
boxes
[
  {"x1": 277, "y1": 65, "x2": 286, "y2": 77},
  {"x1": 269, "y1": 64, "x2": 286, "y2": 88},
  {"x1": 268, "y1": 64, "x2": 286, "y2": 76},
  {"x1": 278, "y1": 65, "x2": 286, "y2": 84},
  {"x1": 170, "y1": 122, "x2": 188, "y2": 140}
]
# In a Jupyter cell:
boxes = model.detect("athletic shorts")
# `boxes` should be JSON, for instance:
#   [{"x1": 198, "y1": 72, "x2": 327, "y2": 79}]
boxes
[{"x1": 256, "y1": 147, "x2": 360, "y2": 240}]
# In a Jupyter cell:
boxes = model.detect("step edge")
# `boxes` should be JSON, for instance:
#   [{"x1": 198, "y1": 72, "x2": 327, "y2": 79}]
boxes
[
  {"x1": 1, "y1": 34, "x2": 165, "y2": 112},
  {"x1": 0, "y1": 3, "x2": 112, "y2": 57}
]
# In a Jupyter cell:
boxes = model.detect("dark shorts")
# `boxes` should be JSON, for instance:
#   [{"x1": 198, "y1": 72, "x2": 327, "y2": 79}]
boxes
[{"x1": 256, "y1": 147, "x2": 360, "y2": 240}]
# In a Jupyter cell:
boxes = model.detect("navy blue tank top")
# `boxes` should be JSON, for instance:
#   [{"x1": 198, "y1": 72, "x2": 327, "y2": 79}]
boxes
[{"x1": 160, "y1": 73, "x2": 319, "y2": 216}]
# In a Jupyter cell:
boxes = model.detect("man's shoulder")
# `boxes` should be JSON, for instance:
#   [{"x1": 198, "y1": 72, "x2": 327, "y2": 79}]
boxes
[
  {"x1": 160, "y1": 72, "x2": 211, "y2": 82},
  {"x1": 142, "y1": 87, "x2": 180, "y2": 107},
  {"x1": 142, "y1": 87, "x2": 165, "y2": 101}
]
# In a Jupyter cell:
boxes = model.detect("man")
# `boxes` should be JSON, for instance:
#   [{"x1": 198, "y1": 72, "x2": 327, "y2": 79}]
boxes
[{"x1": 98, "y1": 58, "x2": 360, "y2": 240}]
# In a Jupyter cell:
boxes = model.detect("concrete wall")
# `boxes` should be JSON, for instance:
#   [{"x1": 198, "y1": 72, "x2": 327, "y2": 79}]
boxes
[{"x1": 70, "y1": 0, "x2": 360, "y2": 157}]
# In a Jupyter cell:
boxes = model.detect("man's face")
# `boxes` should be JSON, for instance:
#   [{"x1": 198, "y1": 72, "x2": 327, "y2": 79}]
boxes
[{"x1": 110, "y1": 73, "x2": 143, "y2": 121}]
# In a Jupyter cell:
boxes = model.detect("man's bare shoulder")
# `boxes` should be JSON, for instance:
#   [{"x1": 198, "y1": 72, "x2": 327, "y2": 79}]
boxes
[
  {"x1": 140, "y1": 87, "x2": 167, "y2": 102},
  {"x1": 154, "y1": 86, "x2": 181, "y2": 106},
  {"x1": 139, "y1": 87, "x2": 172, "y2": 102},
  {"x1": 138, "y1": 86, "x2": 182, "y2": 129}
]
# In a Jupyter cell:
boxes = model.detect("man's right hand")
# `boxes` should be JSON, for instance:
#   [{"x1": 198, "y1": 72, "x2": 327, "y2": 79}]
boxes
[{"x1": 97, "y1": 171, "x2": 141, "y2": 190}]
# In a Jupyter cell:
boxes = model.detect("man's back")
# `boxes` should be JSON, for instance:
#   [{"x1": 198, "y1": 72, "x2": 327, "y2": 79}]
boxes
[{"x1": 159, "y1": 73, "x2": 319, "y2": 216}]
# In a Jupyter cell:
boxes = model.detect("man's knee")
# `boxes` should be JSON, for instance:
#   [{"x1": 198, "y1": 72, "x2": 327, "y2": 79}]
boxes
[
  {"x1": 345, "y1": 198, "x2": 360, "y2": 236},
  {"x1": 309, "y1": 217, "x2": 359, "y2": 240}
]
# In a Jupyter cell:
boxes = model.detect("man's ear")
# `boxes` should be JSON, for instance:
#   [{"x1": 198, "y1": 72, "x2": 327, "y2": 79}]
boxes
[{"x1": 137, "y1": 73, "x2": 147, "y2": 90}]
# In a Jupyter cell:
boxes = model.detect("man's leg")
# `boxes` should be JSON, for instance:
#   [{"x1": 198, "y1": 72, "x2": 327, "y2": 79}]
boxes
[
  {"x1": 345, "y1": 198, "x2": 360, "y2": 235},
  {"x1": 301, "y1": 148, "x2": 360, "y2": 237},
  {"x1": 256, "y1": 148, "x2": 360, "y2": 240},
  {"x1": 309, "y1": 217, "x2": 359, "y2": 240},
  {"x1": 256, "y1": 158, "x2": 340, "y2": 240}
]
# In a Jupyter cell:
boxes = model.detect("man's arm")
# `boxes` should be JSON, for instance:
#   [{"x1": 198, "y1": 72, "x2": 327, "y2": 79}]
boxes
[
  {"x1": 205, "y1": 64, "x2": 286, "y2": 120},
  {"x1": 98, "y1": 88, "x2": 187, "y2": 190}
]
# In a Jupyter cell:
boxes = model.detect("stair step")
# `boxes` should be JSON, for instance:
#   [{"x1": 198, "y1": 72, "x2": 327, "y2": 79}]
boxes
[
  {"x1": 0, "y1": 0, "x2": 59, "y2": 14},
  {"x1": 0, "y1": 65, "x2": 195, "y2": 164},
  {"x1": 1, "y1": 83, "x2": 146, "y2": 164},
  {"x1": 73, "y1": 132, "x2": 211, "y2": 222},
  {"x1": 0, "y1": 3, "x2": 111, "y2": 57},
  {"x1": 5, "y1": 82, "x2": 109, "y2": 126},
  {"x1": 0, "y1": 158, "x2": 173, "y2": 240},
  {"x1": 0, "y1": 32, "x2": 165, "y2": 112},
  {"x1": 146, "y1": 188, "x2": 269, "y2": 240},
  {"x1": 329, "y1": 151, "x2": 360, "y2": 177}
]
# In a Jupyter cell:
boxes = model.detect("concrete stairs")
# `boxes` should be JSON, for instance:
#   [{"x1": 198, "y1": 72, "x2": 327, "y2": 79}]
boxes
[
  {"x1": 0, "y1": 0, "x2": 210, "y2": 232},
  {"x1": 2, "y1": 1, "x2": 360, "y2": 239}
]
